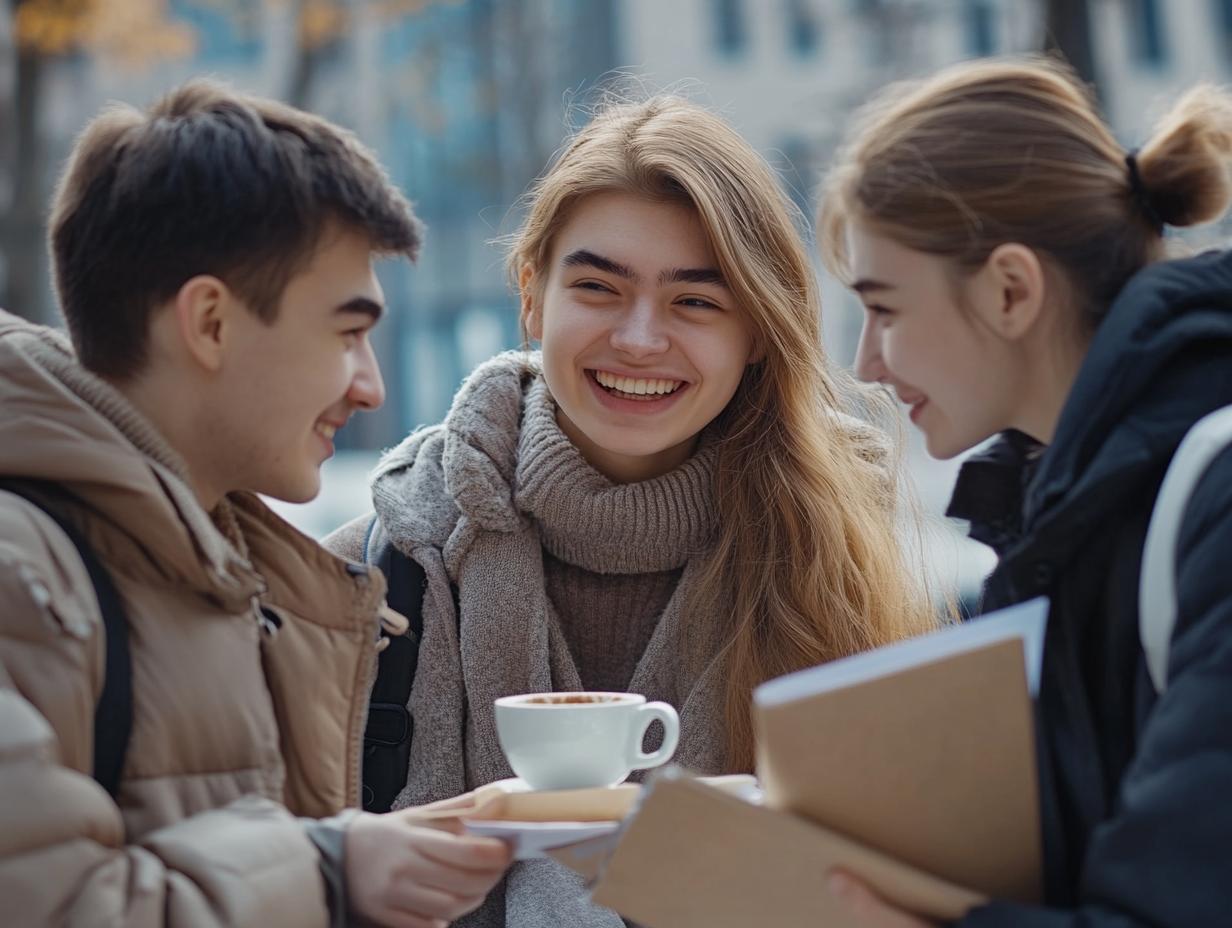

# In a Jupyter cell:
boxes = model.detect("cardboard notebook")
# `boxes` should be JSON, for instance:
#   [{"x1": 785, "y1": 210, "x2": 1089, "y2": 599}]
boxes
[{"x1": 572, "y1": 596, "x2": 1049, "y2": 927}]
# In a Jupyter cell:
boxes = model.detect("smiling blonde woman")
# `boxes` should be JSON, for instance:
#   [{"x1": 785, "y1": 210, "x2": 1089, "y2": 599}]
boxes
[{"x1": 328, "y1": 94, "x2": 937, "y2": 928}]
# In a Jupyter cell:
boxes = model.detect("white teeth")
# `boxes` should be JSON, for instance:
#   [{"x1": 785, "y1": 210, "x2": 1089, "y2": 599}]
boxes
[
  {"x1": 594, "y1": 371, "x2": 683, "y2": 396},
  {"x1": 315, "y1": 423, "x2": 336, "y2": 439}
]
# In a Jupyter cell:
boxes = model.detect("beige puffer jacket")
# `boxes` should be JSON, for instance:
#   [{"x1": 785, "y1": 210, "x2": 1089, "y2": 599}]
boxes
[{"x1": 0, "y1": 311, "x2": 386, "y2": 927}]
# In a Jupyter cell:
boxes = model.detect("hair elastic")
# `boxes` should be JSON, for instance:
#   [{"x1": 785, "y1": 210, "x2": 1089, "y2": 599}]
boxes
[{"x1": 1125, "y1": 150, "x2": 1165, "y2": 231}]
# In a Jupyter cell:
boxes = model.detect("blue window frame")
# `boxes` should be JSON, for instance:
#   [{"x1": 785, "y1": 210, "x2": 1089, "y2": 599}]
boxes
[
  {"x1": 964, "y1": 0, "x2": 996, "y2": 56},
  {"x1": 1129, "y1": 0, "x2": 1167, "y2": 66},
  {"x1": 785, "y1": 0, "x2": 821, "y2": 57},
  {"x1": 1216, "y1": 0, "x2": 1232, "y2": 61},
  {"x1": 714, "y1": 0, "x2": 748, "y2": 57}
]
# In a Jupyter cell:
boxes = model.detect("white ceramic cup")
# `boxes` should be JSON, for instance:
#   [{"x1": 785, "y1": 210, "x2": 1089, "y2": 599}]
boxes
[{"x1": 493, "y1": 692, "x2": 681, "y2": 791}]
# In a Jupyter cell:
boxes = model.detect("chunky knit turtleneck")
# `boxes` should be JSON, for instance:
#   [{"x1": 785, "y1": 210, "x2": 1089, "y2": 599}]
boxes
[
  {"x1": 514, "y1": 378, "x2": 715, "y2": 691},
  {"x1": 514, "y1": 379, "x2": 717, "y2": 572},
  {"x1": 345, "y1": 350, "x2": 896, "y2": 928}
]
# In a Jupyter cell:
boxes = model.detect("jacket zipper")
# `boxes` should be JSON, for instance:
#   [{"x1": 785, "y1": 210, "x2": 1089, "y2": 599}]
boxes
[{"x1": 348, "y1": 571, "x2": 384, "y2": 807}]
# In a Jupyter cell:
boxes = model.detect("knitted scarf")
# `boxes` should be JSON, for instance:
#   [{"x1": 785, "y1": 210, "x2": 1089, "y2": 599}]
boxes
[{"x1": 370, "y1": 352, "x2": 731, "y2": 928}]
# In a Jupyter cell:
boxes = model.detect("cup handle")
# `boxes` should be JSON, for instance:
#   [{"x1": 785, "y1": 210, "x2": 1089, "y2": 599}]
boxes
[{"x1": 627, "y1": 701, "x2": 681, "y2": 771}]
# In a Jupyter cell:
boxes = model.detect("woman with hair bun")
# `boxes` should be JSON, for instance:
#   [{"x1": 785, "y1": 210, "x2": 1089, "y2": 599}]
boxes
[
  {"x1": 328, "y1": 94, "x2": 937, "y2": 927},
  {"x1": 819, "y1": 57, "x2": 1232, "y2": 927}
]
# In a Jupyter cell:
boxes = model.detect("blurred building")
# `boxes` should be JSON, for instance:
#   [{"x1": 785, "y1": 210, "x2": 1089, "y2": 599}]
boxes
[
  {"x1": 8, "y1": 0, "x2": 1232, "y2": 590},
  {"x1": 615, "y1": 0, "x2": 1042, "y2": 365},
  {"x1": 9, "y1": 0, "x2": 1232, "y2": 434}
]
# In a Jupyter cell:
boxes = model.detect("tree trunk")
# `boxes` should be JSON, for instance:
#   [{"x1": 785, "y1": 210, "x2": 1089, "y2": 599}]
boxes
[
  {"x1": 1, "y1": 33, "x2": 52, "y2": 324},
  {"x1": 286, "y1": 0, "x2": 352, "y2": 110},
  {"x1": 1043, "y1": 0, "x2": 1099, "y2": 97},
  {"x1": 286, "y1": 42, "x2": 319, "y2": 109}
]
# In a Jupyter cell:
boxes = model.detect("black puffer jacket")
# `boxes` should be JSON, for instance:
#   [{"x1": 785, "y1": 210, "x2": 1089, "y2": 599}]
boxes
[{"x1": 948, "y1": 250, "x2": 1232, "y2": 927}]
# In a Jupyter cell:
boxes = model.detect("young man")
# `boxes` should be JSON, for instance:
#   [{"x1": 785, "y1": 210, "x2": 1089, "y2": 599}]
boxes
[{"x1": 0, "y1": 82, "x2": 509, "y2": 927}]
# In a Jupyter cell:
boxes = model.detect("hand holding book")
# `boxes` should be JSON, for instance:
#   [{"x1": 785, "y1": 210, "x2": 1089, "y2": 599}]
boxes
[
  {"x1": 828, "y1": 871, "x2": 939, "y2": 928},
  {"x1": 575, "y1": 596, "x2": 1049, "y2": 928}
]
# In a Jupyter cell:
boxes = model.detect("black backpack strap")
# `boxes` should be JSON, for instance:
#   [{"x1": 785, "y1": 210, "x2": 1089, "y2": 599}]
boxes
[
  {"x1": 1, "y1": 483, "x2": 132, "y2": 798},
  {"x1": 361, "y1": 514, "x2": 426, "y2": 812}
]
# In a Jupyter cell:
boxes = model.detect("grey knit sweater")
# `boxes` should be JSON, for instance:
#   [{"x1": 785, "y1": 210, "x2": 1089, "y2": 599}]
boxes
[
  {"x1": 325, "y1": 352, "x2": 730, "y2": 928},
  {"x1": 326, "y1": 351, "x2": 897, "y2": 928},
  {"x1": 326, "y1": 383, "x2": 697, "y2": 692}
]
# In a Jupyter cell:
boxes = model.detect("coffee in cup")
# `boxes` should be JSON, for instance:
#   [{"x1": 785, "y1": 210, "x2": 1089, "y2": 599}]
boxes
[{"x1": 493, "y1": 691, "x2": 680, "y2": 791}]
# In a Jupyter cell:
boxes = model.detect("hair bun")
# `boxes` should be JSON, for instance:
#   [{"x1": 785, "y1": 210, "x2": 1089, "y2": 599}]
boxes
[{"x1": 1136, "y1": 85, "x2": 1232, "y2": 228}]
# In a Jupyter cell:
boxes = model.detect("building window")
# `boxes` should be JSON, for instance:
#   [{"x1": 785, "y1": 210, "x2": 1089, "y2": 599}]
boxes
[
  {"x1": 1216, "y1": 0, "x2": 1232, "y2": 59},
  {"x1": 776, "y1": 135, "x2": 815, "y2": 217},
  {"x1": 1129, "y1": 0, "x2": 1167, "y2": 65},
  {"x1": 714, "y1": 0, "x2": 747, "y2": 57},
  {"x1": 964, "y1": 0, "x2": 996, "y2": 56},
  {"x1": 785, "y1": 0, "x2": 821, "y2": 57}
]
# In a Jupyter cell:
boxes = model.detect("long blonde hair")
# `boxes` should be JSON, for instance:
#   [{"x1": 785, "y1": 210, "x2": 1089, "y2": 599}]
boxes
[
  {"x1": 508, "y1": 96, "x2": 937, "y2": 771},
  {"x1": 819, "y1": 56, "x2": 1232, "y2": 323}
]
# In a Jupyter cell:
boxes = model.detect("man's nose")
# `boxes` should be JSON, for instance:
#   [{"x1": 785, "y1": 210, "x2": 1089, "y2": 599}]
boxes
[{"x1": 349, "y1": 338, "x2": 386, "y2": 410}]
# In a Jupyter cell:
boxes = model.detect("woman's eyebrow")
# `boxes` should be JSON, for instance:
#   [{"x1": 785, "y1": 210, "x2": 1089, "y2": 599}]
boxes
[
  {"x1": 852, "y1": 278, "x2": 896, "y2": 294},
  {"x1": 561, "y1": 249, "x2": 727, "y2": 289},
  {"x1": 661, "y1": 267, "x2": 727, "y2": 287},
  {"x1": 561, "y1": 249, "x2": 637, "y2": 281}
]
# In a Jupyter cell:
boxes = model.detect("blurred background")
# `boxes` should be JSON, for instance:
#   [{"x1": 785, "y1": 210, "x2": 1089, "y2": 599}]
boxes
[{"x1": 4, "y1": 0, "x2": 1231, "y2": 599}]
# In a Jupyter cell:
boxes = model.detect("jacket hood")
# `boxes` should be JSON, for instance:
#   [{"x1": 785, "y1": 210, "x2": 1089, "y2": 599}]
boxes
[
  {"x1": 1028, "y1": 249, "x2": 1232, "y2": 523},
  {"x1": 951, "y1": 250, "x2": 1232, "y2": 565},
  {"x1": 0, "y1": 310, "x2": 259, "y2": 604}
]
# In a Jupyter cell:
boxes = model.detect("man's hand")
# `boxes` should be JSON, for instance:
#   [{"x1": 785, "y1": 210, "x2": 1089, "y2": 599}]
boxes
[
  {"x1": 828, "y1": 871, "x2": 940, "y2": 928},
  {"x1": 345, "y1": 810, "x2": 512, "y2": 928}
]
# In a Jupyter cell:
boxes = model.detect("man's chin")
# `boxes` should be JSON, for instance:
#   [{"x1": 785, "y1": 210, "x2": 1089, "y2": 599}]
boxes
[{"x1": 259, "y1": 473, "x2": 322, "y2": 505}]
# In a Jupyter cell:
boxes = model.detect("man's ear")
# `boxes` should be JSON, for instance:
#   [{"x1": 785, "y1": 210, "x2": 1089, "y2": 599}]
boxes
[
  {"x1": 170, "y1": 275, "x2": 233, "y2": 373},
  {"x1": 519, "y1": 264, "x2": 543, "y2": 342},
  {"x1": 968, "y1": 243, "x2": 1046, "y2": 341}
]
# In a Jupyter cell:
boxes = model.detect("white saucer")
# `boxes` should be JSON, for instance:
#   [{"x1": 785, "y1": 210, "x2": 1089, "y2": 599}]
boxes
[{"x1": 463, "y1": 818, "x2": 621, "y2": 860}]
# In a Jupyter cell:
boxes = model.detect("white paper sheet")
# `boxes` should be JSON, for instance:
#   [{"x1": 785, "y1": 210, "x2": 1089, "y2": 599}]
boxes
[{"x1": 754, "y1": 596, "x2": 1049, "y2": 706}]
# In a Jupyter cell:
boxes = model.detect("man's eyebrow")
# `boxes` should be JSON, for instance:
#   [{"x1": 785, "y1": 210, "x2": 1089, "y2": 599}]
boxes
[
  {"x1": 660, "y1": 267, "x2": 727, "y2": 287},
  {"x1": 851, "y1": 278, "x2": 896, "y2": 295},
  {"x1": 335, "y1": 297, "x2": 384, "y2": 322},
  {"x1": 561, "y1": 249, "x2": 637, "y2": 281}
]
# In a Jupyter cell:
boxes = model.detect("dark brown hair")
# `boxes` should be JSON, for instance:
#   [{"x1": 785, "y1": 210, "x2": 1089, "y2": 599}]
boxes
[
  {"x1": 49, "y1": 79, "x2": 423, "y2": 378},
  {"x1": 819, "y1": 56, "x2": 1232, "y2": 326}
]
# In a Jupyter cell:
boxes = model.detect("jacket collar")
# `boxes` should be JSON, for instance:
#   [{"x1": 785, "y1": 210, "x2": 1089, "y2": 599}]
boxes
[
  {"x1": 948, "y1": 250, "x2": 1232, "y2": 571},
  {"x1": 0, "y1": 311, "x2": 374, "y2": 619},
  {"x1": 946, "y1": 430, "x2": 1043, "y2": 557},
  {"x1": 229, "y1": 491, "x2": 386, "y2": 629},
  {"x1": 1026, "y1": 250, "x2": 1232, "y2": 526}
]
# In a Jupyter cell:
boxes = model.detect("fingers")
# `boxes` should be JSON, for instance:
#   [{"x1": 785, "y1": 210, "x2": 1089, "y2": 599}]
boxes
[
  {"x1": 344, "y1": 812, "x2": 511, "y2": 928},
  {"x1": 384, "y1": 880, "x2": 489, "y2": 923},
  {"x1": 402, "y1": 813, "x2": 467, "y2": 835},
  {"x1": 401, "y1": 846, "x2": 510, "y2": 899},
  {"x1": 368, "y1": 912, "x2": 446, "y2": 928},
  {"x1": 403, "y1": 825, "x2": 512, "y2": 873},
  {"x1": 388, "y1": 826, "x2": 509, "y2": 919},
  {"x1": 827, "y1": 871, "x2": 937, "y2": 928}
]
